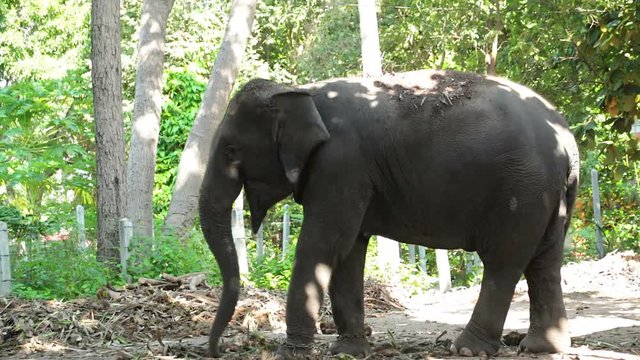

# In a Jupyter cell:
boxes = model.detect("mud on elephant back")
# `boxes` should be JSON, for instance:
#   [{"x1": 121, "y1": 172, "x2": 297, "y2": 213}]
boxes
[{"x1": 197, "y1": 69, "x2": 580, "y2": 358}]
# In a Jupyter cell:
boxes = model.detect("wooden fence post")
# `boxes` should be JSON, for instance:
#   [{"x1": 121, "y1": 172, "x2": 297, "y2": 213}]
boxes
[
  {"x1": 281, "y1": 205, "x2": 290, "y2": 259},
  {"x1": 232, "y1": 191, "x2": 248, "y2": 275},
  {"x1": 76, "y1": 205, "x2": 86, "y2": 249},
  {"x1": 256, "y1": 223, "x2": 264, "y2": 260},
  {"x1": 418, "y1": 246, "x2": 427, "y2": 273},
  {"x1": 119, "y1": 218, "x2": 132, "y2": 283},
  {"x1": 0, "y1": 222, "x2": 11, "y2": 297},
  {"x1": 435, "y1": 249, "x2": 451, "y2": 292},
  {"x1": 591, "y1": 169, "x2": 605, "y2": 259},
  {"x1": 407, "y1": 245, "x2": 416, "y2": 265}
]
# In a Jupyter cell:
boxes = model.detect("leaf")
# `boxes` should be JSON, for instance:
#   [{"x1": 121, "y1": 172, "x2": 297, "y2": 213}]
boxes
[
  {"x1": 605, "y1": 144, "x2": 618, "y2": 164},
  {"x1": 613, "y1": 165, "x2": 625, "y2": 181},
  {"x1": 2, "y1": 127, "x2": 24, "y2": 139},
  {"x1": 621, "y1": 94, "x2": 636, "y2": 112}
]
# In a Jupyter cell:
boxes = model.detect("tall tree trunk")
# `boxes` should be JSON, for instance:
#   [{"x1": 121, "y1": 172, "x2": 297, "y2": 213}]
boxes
[
  {"x1": 163, "y1": 0, "x2": 258, "y2": 238},
  {"x1": 357, "y1": 0, "x2": 400, "y2": 273},
  {"x1": 358, "y1": 0, "x2": 382, "y2": 77},
  {"x1": 486, "y1": 0, "x2": 502, "y2": 75},
  {"x1": 127, "y1": 0, "x2": 175, "y2": 239},
  {"x1": 91, "y1": 0, "x2": 127, "y2": 263}
]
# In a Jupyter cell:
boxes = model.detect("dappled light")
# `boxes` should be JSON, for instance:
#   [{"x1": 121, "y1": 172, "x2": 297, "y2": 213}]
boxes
[{"x1": 303, "y1": 263, "x2": 332, "y2": 319}]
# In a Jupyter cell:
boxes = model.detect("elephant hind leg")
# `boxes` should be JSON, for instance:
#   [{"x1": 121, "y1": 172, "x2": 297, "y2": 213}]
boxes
[
  {"x1": 520, "y1": 210, "x2": 571, "y2": 353},
  {"x1": 452, "y1": 263, "x2": 523, "y2": 356}
]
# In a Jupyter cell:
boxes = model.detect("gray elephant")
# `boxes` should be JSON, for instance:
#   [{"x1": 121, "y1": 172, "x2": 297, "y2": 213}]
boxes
[{"x1": 198, "y1": 70, "x2": 579, "y2": 358}]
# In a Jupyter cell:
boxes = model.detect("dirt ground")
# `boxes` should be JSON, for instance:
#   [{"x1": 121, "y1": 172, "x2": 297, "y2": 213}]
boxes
[{"x1": 1, "y1": 251, "x2": 638, "y2": 359}]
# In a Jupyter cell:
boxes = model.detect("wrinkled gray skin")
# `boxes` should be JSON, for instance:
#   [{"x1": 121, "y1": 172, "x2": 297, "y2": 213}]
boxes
[{"x1": 199, "y1": 70, "x2": 579, "y2": 358}]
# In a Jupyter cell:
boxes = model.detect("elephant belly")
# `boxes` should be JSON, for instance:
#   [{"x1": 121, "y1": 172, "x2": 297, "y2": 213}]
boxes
[
  {"x1": 360, "y1": 164, "x2": 555, "y2": 253},
  {"x1": 361, "y1": 193, "x2": 480, "y2": 251}
]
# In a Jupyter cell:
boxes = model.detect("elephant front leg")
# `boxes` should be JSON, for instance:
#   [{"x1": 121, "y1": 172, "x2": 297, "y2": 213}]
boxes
[
  {"x1": 452, "y1": 267, "x2": 522, "y2": 356},
  {"x1": 328, "y1": 234, "x2": 371, "y2": 356},
  {"x1": 275, "y1": 210, "x2": 367, "y2": 359},
  {"x1": 275, "y1": 248, "x2": 331, "y2": 359}
]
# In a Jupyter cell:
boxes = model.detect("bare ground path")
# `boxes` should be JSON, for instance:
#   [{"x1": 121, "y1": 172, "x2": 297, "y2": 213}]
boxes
[{"x1": 1, "y1": 252, "x2": 638, "y2": 359}]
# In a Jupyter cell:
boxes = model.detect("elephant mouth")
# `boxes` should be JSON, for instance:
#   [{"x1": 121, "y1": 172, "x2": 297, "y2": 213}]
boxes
[{"x1": 244, "y1": 179, "x2": 290, "y2": 233}]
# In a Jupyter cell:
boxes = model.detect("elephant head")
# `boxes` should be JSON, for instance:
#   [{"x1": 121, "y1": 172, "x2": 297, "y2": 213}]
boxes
[{"x1": 198, "y1": 79, "x2": 330, "y2": 356}]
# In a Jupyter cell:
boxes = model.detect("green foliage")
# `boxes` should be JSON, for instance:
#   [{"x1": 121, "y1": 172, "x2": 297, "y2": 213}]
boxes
[
  {"x1": 154, "y1": 70, "x2": 208, "y2": 217},
  {"x1": 576, "y1": 1, "x2": 639, "y2": 132},
  {"x1": 294, "y1": 2, "x2": 362, "y2": 82},
  {"x1": 364, "y1": 240, "x2": 433, "y2": 293},
  {"x1": 0, "y1": 0, "x2": 90, "y2": 82},
  {"x1": 247, "y1": 240, "x2": 296, "y2": 290},
  {"x1": 254, "y1": 0, "x2": 317, "y2": 69},
  {"x1": 11, "y1": 243, "x2": 115, "y2": 299},
  {"x1": 602, "y1": 207, "x2": 640, "y2": 252},
  {"x1": 569, "y1": 147, "x2": 640, "y2": 257},
  {"x1": 127, "y1": 232, "x2": 221, "y2": 284},
  {"x1": 0, "y1": 70, "x2": 95, "y2": 230},
  {"x1": 0, "y1": 203, "x2": 53, "y2": 241},
  {"x1": 163, "y1": 0, "x2": 229, "y2": 77},
  {"x1": 379, "y1": 0, "x2": 488, "y2": 73},
  {"x1": 366, "y1": 242, "x2": 481, "y2": 292}
]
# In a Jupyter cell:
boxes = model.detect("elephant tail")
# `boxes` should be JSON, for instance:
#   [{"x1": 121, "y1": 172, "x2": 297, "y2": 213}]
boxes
[{"x1": 563, "y1": 140, "x2": 580, "y2": 237}]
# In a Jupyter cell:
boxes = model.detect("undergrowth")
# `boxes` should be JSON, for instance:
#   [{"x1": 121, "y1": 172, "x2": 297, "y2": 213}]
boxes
[{"x1": 11, "y1": 242, "x2": 115, "y2": 299}]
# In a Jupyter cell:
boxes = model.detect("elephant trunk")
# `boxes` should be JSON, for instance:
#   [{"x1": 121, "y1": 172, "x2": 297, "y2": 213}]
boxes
[{"x1": 199, "y1": 155, "x2": 242, "y2": 357}]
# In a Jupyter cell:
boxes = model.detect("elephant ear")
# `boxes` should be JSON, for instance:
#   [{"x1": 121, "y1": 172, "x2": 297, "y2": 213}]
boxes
[{"x1": 271, "y1": 90, "x2": 330, "y2": 184}]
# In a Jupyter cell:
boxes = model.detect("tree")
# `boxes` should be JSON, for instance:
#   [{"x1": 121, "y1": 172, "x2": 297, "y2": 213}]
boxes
[
  {"x1": 357, "y1": 0, "x2": 401, "y2": 273},
  {"x1": 163, "y1": 0, "x2": 258, "y2": 238},
  {"x1": 357, "y1": 0, "x2": 382, "y2": 77},
  {"x1": 0, "y1": 0, "x2": 90, "y2": 83},
  {"x1": 127, "y1": 0, "x2": 175, "y2": 239},
  {"x1": 485, "y1": 0, "x2": 502, "y2": 75},
  {"x1": 91, "y1": 0, "x2": 127, "y2": 263}
]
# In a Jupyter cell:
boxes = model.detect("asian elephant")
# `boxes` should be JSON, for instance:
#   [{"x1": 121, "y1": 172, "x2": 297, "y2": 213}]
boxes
[{"x1": 198, "y1": 70, "x2": 579, "y2": 358}]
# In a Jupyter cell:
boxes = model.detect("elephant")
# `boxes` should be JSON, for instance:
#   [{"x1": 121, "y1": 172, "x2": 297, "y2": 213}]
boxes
[{"x1": 198, "y1": 69, "x2": 580, "y2": 358}]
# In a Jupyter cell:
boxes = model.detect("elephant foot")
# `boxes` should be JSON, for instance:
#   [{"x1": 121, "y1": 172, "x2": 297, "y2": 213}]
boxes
[
  {"x1": 451, "y1": 325, "x2": 501, "y2": 357},
  {"x1": 518, "y1": 328, "x2": 570, "y2": 353},
  {"x1": 329, "y1": 334, "x2": 371, "y2": 356},
  {"x1": 274, "y1": 340, "x2": 315, "y2": 360}
]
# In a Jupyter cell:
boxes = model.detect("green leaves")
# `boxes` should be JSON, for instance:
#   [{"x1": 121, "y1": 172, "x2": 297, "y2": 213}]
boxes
[
  {"x1": 0, "y1": 0, "x2": 90, "y2": 81},
  {"x1": 127, "y1": 233, "x2": 219, "y2": 283},
  {"x1": 0, "y1": 70, "x2": 95, "y2": 223},
  {"x1": 11, "y1": 243, "x2": 115, "y2": 300},
  {"x1": 154, "y1": 70, "x2": 207, "y2": 217}
]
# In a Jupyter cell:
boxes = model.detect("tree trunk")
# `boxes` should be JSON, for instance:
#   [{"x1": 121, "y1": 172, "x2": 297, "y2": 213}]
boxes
[
  {"x1": 357, "y1": 0, "x2": 400, "y2": 273},
  {"x1": 486, "y1": 0, "x2": 502, "y2": 75},
  {"x1": 358, "y1": 0, "x2": 382, "y2": 77},
  {"x1": 91, "y1": 0, "x2": 127, "y2": 263},
  {"x1": 127, "y1": 0, "x2": 175, "y2": 239},
  {"x1": 163, "y1": 0, "x2": 258, "y2": 238},
  {"x1": 487, "y1": 31, "x2": 499, "y2": 75}
]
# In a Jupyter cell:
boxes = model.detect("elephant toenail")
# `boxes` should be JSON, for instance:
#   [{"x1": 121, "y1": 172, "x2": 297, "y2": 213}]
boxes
[
  {"x1": 460, "y1": 347, "x2": 474, "y2": 357},
  {"x1": 450, "y1": 344, "x2": 457, "y2": 354},
  {"x1": 479, "y1": 350, "x2": 487, "y2": 357}
]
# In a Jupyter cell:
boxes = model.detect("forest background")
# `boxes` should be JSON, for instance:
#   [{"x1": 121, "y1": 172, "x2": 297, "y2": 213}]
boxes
[{"x1": 0, "y1": 0, "x2": 638, "y2": 299}]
